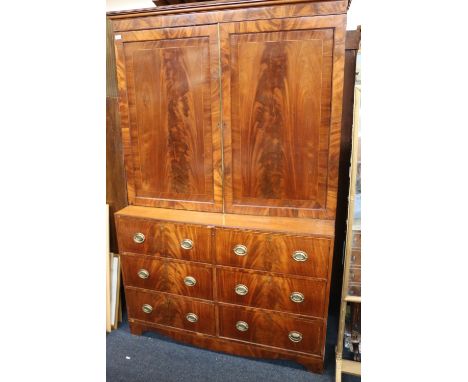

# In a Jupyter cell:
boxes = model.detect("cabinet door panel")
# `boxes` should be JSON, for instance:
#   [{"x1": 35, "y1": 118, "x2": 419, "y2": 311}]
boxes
[
  {"x1": 114, "y1": 26, "x2": 222, "y2": 212},
  {"x1": 221, "y1": 16, "x2": 346, "y2": 218}
]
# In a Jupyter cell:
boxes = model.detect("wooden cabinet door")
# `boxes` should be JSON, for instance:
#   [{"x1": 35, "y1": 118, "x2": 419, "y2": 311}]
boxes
[
  {"x1": 220, "y1": 16, "x2": 346, "y2": 218},
  {"x1": 114, "y1": 25, "x2": 222, "y2": 212}
]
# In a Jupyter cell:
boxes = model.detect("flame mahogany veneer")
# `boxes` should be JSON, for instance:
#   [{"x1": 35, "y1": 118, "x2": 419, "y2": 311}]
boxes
[{"x1": 110, "y1": 0, "x2": 348, "y2": 373}]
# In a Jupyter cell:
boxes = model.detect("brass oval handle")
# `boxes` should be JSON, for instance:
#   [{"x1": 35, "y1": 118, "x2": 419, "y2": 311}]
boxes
[
  {"x1": 235, "y1": 284, "x2": 249, "y2": 296},
  {"x1": 288, "y1": 331, "x2": 303, "y2": 343},
  {"x1": 181, "y1": 239, "x2": 193, "y2": 250},
  {"x1": 184, "y1": 276, "x2": 197, "y2": 287},
  {"x1": 142, "y1": 304, "x2": 153, "y2": 314},
  {"x1": 236, "y1": 321, "x2": 249, "y2": 332},
  {"x1": 292, "y1": 250, "x2": 308, "y2": 262},
  {"x1": 133, "y1": 232, "x2": 145, "y2": 244},
  {"x1": 233, "y1": 244, "x2": 247, "y2": 256},
  {"x1": 186, "y1": 313, "x2": 199, "y2": 323},
  {"x1": 137, "y1": 269, "x2": 149, "y2": 279},
  {"x1": 290, "y1": 292, "x2": 305, "y2": 303}
]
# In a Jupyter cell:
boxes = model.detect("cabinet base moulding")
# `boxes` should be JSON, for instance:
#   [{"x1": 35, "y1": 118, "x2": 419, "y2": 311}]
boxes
[{"x1": 128, "y1": 319, "x2": 324, "y2": 373}]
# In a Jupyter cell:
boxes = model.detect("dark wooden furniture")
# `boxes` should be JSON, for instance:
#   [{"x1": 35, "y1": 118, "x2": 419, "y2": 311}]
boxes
[{"x1": 108, "y1": 0, "x2": 350, "y2": 373}]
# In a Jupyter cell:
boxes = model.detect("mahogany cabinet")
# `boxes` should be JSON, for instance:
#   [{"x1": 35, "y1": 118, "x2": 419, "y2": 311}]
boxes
[{"x1": 109, "y1": 0, "x2": 349, "y2": 373}]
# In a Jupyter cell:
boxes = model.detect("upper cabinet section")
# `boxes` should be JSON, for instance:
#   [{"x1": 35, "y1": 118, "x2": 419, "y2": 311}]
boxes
[
  {"x1": 114, "y1": 25, "x2": 223, "y2": 212},
  {"x1": 109, "y1": 1, "x2": 347, "y2": 218},
  {"x1": 221, "y1": 16, "x2": 345, "y2": 218}
]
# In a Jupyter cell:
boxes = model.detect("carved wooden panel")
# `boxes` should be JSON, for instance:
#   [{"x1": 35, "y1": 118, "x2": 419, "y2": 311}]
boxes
[
  {"x1": 221, "y1": 16, "x2": 346, "y2": 218},
  {"x1": 216, "y1": 267, "x2": 327, "y2": 317},
  {"x1": 116, "y1": 216, "x2": 213, "y2": 263},
  {"x1": 125, "y1": 288, "x2": 216, "y2": 335},
  {"x1": 218, "y1": 304, "x2": 324, "y2": 355},
  {"x1": 215, "y1": 228, "x2": 331, "y2": 278},
  {"x1": 121, "y1": 254, "x2": 213, "y2": 300},
  {"x1": 114, "y1": 25, "x2": 222, "y2": 212}
]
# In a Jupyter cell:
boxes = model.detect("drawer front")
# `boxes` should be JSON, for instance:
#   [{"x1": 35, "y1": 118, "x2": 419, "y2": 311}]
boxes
[
  {"x1": 116, "y1": 216, "x2": 212, "y2": 263},
  {"x1": 350, "y1": 248, "x2": 361, "y2": 267},
  {"x1": 217, "y1": 268, "x2": 326, "y2": 317},
  {"x1": 348, "y1": 282, "x2": 361, "y2": 297},
  {"x1": 349, "y1": 267, "x2": 361, "y2": 283},
  {"x1": 219, "y1": 305, "x2": 323, "y2": 355},
  {"x1": 126, "y1": 289, "x2": 216, "y2": 335},
  {"x1": 121, "y1": 255, "x2": 213, "y2": 300},
  {"x1": 215, "y1": 229, "x2": 331, "y2": 278}
]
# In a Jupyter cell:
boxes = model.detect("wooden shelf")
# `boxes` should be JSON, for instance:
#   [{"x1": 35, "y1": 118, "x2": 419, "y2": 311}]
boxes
[
  {"x1": 344, "y1": 295, "x2": 361, "y2": 303},
  {"x1": 342, "y1": 359, "x2": 361, "y2": 376}
]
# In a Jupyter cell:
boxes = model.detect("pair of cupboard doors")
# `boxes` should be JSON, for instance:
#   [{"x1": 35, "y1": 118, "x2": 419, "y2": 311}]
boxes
[{"x1": 114, "y1": 14, "x2": 345, "y2": 219}]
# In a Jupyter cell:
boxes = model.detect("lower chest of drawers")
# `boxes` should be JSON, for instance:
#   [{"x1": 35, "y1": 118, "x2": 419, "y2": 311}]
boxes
[{"x1": 116, "y1": 212, "x2": 334, "y2": 373}]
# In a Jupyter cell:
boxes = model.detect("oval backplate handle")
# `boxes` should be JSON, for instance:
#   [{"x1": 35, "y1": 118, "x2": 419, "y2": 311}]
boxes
[
  {"x1": 184, "y1": 276, "x2": 197, "y2": 287},
  {"x1": 233, "y1": 244, "x2": 247, "y2": 256},
  {"x1": 292, "y1": 250, "x2": 308, "y2": 262},
  {"x1": 236, "y1": 321, "x2": 249, "y2": 332},
  {"x1": 133, "y1": 232, "x2": 145, "y2": 244},
  {"x1": 235, "y1": 284, "x2": 249, "y2": 296},
  {"x1": 288, "y1": 331, "x2": 303, "y2": 343}
]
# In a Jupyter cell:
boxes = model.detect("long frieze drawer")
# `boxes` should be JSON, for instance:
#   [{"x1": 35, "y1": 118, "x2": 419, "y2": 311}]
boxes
[
  {"x1": 215, "y1": 229, "x2": 331, "y2": 278},
  {"x1": 126, "y1": 289, "x2": 216, "y2": 335},
  {"x1": 216, "y1": 268, "x2": 326, "y2": 317},
  {"x1": 218, "y1": 305, "x2": 323, "y2": 355},
  {"x1": 116, "y1": 216, "x2": 212, "y2": 263},
  {"x1": 121, "y1": 255, "x2": 213, "y2": 300}
]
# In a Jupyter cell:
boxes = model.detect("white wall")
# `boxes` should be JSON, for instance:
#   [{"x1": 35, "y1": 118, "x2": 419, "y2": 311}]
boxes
[{"x1": 106, "y1": 0, "x2": 154, "y2": 12}]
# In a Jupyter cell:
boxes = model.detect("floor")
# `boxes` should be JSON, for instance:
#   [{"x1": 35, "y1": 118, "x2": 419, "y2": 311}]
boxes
[{"x1": 107, "y1": 312, "x2": 361, "y2": 382}]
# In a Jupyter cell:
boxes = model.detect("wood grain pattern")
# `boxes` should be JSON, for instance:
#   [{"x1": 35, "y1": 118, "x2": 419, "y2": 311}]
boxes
[
  {"x1": 121, "y1": 254, "x2": 213, "y2": 299},
  {"x1": 116, "y1": 205, "x2": 335, "y2": 237},
  {"x1": 218, "y1": 304, "x2": 324, "y2": 355},
  {"x1": 116, "y1": 215, "x2": 212, "y2": 263},
  {"x1": 216, "y1": 267, "x2": 326, "y2": 317},
  {"x1": 128, "y1": 319, "x2": 325, "y2": 372},
  {"x1": 215, "y1": 228, "x2": 331, "y2": 278},
  {"x1": 108, "y1": 1, "x2": 347, "y2": 31},
  {"x1": 126, "y1": 288, "x2": 216, "y2": 335},
  {"x1": 114, "y1": 25, "x2": 222, "y2": 212},
  {"x1": 221, "y1": 15, "x2": 346, "y2": 218}
]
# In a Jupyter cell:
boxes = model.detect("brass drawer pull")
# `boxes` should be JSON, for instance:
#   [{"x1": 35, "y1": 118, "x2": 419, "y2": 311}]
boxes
[
  {"x1": 290, "y1": 292, "x2": 305, "y2": 303},
  {"x1": 184, "y1": 276, "x2": 197, "y2": 287},
  {"x1": 133, "y1": 232, "x2": 145, "y2": 244},
  {"x1": 235, "y1": 284, "x2": 249, "y2": 296},
  {"x1": 292, "y1": 250, "x2": 308, "y2": 262},
  {"x1": 236, "y1": 321, "x2": 249, "y2": 332},
  {"x1": 233, "y1": 244, "x2": 247, "y2": 256},
  {"x1": 186, "y1": 313, "x2": 199, "y2": 323},
  {"x1": 137, "y1": 269, "x2": 149, "y2": 279},
  {"x1": 181, "y1": 239, "x2": 193, "y2": 250},
  {"x1": 142, "y1": 304, "x2": 153, "y2": 314},
  {"x1": 288, "y1": 331, "x2": 303, "y2": 343}
]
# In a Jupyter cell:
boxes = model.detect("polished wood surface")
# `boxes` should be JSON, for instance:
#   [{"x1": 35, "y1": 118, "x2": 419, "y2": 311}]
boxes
[
  {"x1": 114, "y1": 25, "x2": 223, "y2": 212},
  {"x1": 110, "y1": 0, "x2": 349, "y2": 373},
  {"x1": 216, "y1": 267, "x2": 326, "y2": 317},
  {"x1": 221, "y1": 15, "x2": 346, "y2": 218},
  {"x1": 128, "y1": 319, "x2": 324, "y2": 373},
  {"x1": 218, "y1": 304, "x2": 323, "y2": 354},
  {"x1": 215, "y1": 228, "x2": 331, "y2": 278},
  {"x1": 116, "y1": 215, "x2": 212, "y2": 263},
  {"x1": 116, "y1": 206, "x2": 335, "y2": 237},
  {"x1": 126, "y1": 288, "x2": 216, "y2": 335},
  {"x1": 108, "y1": 0, "x2": 347, "y2": 28},
  {"x1": 223, "y1": 22, "x2": 332, "y2": 216},
  {"x1": 107, "y1": 20, "x2": 128, "y2": 253},
  {"x1": 121, "y1": 254, "x2": 213, "y2": 299}
]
